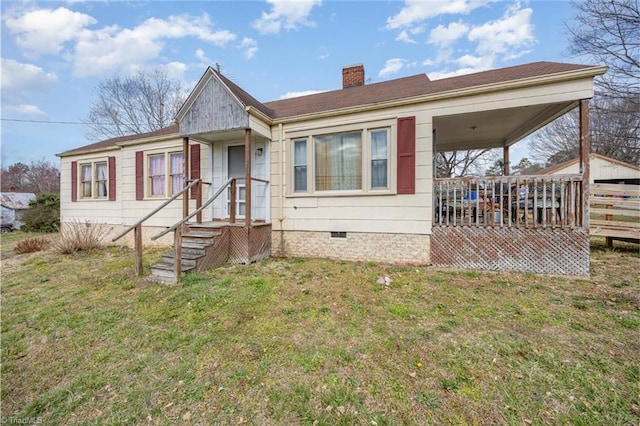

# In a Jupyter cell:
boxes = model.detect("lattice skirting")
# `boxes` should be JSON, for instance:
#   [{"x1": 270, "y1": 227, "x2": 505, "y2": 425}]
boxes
[
  {"x1": 193, "y1": 226, "x2": 230, "y2": 272},
  {"x1": 431, "y1": 226, "x2": 590, "y2": 276},
  {"x1": 228, "y1": 224, "x2": 272, "y2": 264}
]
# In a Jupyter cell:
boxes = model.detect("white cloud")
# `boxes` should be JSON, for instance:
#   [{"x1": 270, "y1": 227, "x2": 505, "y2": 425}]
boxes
[
  {"x1": 253, "y1": 0, "x2": 322, "y2": 34},
  {"x1": 3, "y1": 7, "x2": 96, "y2": 56},
  {"x1": 0, "y1": 59, "x2": 58, "y2": 93},
  {"x1": 0, "y1": 58, "x2": 58, "y2": 104},
  {"x1": 419, "y1": 3, "x2": 535, "y2": 80},
  {"x1": 468, "y1": 3, "x2": 534, "y2": 57},
  {"x1": 378, "y1": 58, "x2": 406, "y2": 78},
  {"x1": 3, "y1": 6, "x2": 239, "y2": 77},
  {"x1": 239, "y1": 38, "x2": 258, "y2": 59},
  {"x1": 72, "y1": 13, "x2": 237, "y2": 77},
  {"x1": 386, "y1": 0, "x2": 491, "y2": 29},
  {"x1": 279, "y1": 90, "x2": 325, "y2": 99},
  {"x1": 4, "y1": 104, "x2": 48, "y2": 118},
  {"x1": 428, "y1": 21, "x2": 469, "y2": 47},
  {"x1": 161, "y1": 62, "x2": 188, "y2": 80},
  {"x1": 195, "y1": 48, "x2": 210, "y2": 63}
]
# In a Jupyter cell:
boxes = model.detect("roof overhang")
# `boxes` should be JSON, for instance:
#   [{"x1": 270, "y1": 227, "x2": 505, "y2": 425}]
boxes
[{"x1": 433, "y1": 100, "x2": 578, "y2": 151}]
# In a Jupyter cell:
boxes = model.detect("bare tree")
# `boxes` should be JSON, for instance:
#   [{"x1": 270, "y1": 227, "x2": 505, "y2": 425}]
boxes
[
  {"x1": 436, "y1": 149, "x2": 497, "y2": 177},
  {"x1": 1, "y1": 160, "x2": 60, "y2": 194},
  {"x1": 568, "y1": 0, "x2": 640, "y2": 99},
  {"x1": 526, "y1": 0, "x2": 640, "y2": 167},
  {"x1": 83, "y1": 68, "x2": 187, "y2": 140},
  {"x1": 528, "y1": 94, "x2": 640, "y2": 166}
]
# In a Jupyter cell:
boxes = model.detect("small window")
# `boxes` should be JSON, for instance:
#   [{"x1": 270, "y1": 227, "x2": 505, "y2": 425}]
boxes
[
  {"x1": 95, "y1": 162, "x2": 108, "y2": 198},
  {"x1": 371, "y1": 130, "x2": 388, "y2": 189},
  {"x1": 147, "y1": 151, "x2": 185, "y2": 197},
  {"x1": 169, "y1": 152, "x2": 184, "y2": 196},
  {"x1": 293, "y1": 139, "x2": 307, "y2": 192},
  {"x1": 148, "y1": 154, "x2": 165, "y2": 196},
  {"x1": 80, "y1": 164, "x2": 92, "y2": 198},
  {"x1": 79, "y1": 161, "x2": 108, "y2": 199},
  {"x1": 331, "y1": 231, "x2": 347, "y2": 238}
]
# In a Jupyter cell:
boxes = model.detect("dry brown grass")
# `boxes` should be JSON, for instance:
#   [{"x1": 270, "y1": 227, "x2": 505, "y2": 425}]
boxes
[{"x1": 13, "y1": 237, "x2": 51, "y2": 254}]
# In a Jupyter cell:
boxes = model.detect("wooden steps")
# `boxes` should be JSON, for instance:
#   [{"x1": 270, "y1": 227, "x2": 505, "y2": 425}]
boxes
[{"x1": 149, "y1": 227, "x2": 223, "y2": 284}]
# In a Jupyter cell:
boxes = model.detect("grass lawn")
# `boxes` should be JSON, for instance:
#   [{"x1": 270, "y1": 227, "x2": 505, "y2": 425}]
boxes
[{"x1": 1, "y1": 232, "x2": 639, "y2": 425}]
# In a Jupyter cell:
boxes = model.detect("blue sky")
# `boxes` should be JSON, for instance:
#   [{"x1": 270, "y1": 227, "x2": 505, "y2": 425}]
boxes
[{"x1": 1, "y1": 0, "x2": 582, "y2": 167}]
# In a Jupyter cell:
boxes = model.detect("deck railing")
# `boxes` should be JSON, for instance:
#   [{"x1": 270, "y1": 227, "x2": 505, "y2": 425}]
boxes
[{"x1": 434, "y1": 174, "x2": 584, "y2": 229}]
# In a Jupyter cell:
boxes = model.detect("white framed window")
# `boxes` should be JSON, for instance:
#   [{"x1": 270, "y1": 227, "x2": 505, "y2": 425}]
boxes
[
  {"x1": 289, "y1": 123, "x2": 394, "y2": 195},
  {"x1": 293, "y1": 139, "x2": 308, "y2": 192},
  {"x1": 370, "y1": 129, "x2": 389, "y2": 190},
  {"x1": 147, "y1": 151, "x2": 184, "y2": 197},
  {"x1": 79, "y1": 160, "x2": 108, "y2": 199}
]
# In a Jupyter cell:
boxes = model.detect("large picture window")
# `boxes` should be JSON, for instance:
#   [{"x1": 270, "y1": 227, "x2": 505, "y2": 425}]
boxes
[{"x1": 315, "y1": 132, "x2": 362, "y2": 191}]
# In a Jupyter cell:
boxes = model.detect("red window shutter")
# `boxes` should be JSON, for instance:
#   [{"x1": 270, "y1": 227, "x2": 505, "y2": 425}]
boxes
[
  {"x1": 71, "y1": 161, "x2": 78, "y2": 202},
  {"x1": 108, "y1": 156, "x2": 116, "y2": 201},
  {"x1": 190, "y1": 144, "x2": 201, "y2": 199},
  {"x1": 397, "y1": 116, "x2": 416, "y2": 194},
  {"x1": 135, "y1": 151, "x2": 144, "y2": 200}
]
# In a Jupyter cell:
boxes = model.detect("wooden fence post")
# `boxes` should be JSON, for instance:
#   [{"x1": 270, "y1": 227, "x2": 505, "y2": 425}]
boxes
[{"x1": 174, "y1": 227, "x2": 182, "y2": 282}]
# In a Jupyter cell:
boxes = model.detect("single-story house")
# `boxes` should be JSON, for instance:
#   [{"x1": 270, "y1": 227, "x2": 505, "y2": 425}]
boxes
[
  {"x1": 536, "y1": 153, "x2": 640, "y2": 184},
  {"x1": 1, "y1": 192, "x2": 36, "y2": 230},
  {"x1": 58, "y1": 61, "x2": 607, "y2": 279}
]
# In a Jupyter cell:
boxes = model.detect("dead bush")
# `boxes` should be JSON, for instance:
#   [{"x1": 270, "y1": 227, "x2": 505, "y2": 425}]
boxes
[
  {"x1": 50, "y1": 220, "x2": 111, "y2": 254},
  {"x1": 14, "y1": 237, "x2": 51, "y2": 254}
]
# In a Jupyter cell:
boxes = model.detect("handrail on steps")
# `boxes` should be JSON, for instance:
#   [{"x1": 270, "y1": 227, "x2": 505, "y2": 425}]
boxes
[
  {"x1": 110, "y1": 178, "x2": 201, "y2": 278},
  {"x1": 111, "y1": 178, "x2": 202, "y2": 243},
  {"x1": 151, "y1": 177, "x2": 235, "y2": 241}
]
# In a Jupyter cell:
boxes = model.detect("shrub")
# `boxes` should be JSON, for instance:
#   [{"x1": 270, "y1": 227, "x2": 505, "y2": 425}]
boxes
[
  {"x1": 21, "y1": 193, "x2": 60, "y2": 233},
  {"x1": 14, "y1": 237, "x2": 51, "y2": 254},
  {"x1": 50, "y1": 220, "x2": 111, "y2": 254}
]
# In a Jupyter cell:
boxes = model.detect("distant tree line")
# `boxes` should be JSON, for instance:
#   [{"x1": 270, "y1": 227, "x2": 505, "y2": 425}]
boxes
[{"x1": 1, "y1": 160, "x2": 60, "y2": 194}]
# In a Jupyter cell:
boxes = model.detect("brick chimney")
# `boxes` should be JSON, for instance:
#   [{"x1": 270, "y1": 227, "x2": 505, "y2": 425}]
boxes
[{"x1": 342, "y1": 64, "x2": 365, "y2": 88}]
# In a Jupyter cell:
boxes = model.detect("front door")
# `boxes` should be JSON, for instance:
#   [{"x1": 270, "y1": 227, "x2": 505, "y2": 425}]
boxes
[{"x1": 227, "y1": 145, "x2": 246, "y2": 218}]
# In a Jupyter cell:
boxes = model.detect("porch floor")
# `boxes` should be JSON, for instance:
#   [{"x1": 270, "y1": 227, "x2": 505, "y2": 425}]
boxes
[{"x1": 186, "y1": 220, "x2": 270, "y2": 229}]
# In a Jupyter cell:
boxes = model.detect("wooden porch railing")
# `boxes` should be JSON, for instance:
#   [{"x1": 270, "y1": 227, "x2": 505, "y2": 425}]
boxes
[
  {"x1": 434, "y1": 175, "x2": 584, "y2": 229},
  {"x1": 112, "y1": 179, "x2": 202, "y2": 275},
  {"x1": 151, "y1": 176, "x2": 269, "y2": 282}
]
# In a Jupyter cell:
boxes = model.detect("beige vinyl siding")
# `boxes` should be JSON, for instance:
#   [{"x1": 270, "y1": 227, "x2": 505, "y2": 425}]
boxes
[
  {"x1": 60, "y1": 151, "x2": 122, "y2": 225},
  {"x1": 270, "y1": 104, "x2": 433, "y2": 236},
  {"x1": 269, "y1": 76, "x2": 594, "y2": 237}
]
